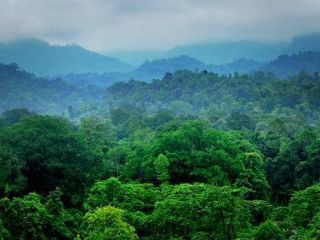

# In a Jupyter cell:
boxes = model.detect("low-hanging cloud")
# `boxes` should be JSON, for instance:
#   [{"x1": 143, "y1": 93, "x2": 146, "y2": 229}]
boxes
[{"x1": 0, "y1": 0, "x2": 320, "y2": 51}]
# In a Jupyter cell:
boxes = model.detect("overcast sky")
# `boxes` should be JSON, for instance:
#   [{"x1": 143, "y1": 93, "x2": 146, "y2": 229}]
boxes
[{"x1": 1, "y1": 0, "x2": 320, "y2": 52}]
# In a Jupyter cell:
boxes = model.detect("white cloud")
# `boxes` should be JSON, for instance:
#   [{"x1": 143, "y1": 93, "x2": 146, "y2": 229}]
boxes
[{"x1": 0, "y1": 0, "x2": 319, "y2": 51}]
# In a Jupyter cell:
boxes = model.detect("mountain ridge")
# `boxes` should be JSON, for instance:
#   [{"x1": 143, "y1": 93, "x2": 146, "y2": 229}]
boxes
[{"x1": 0, "y1": 39, "x2": 132, "y2": 76}]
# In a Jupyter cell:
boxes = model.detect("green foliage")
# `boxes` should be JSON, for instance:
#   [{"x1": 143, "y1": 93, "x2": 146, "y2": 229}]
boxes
[
  {"x1": 0, "y1": 219, "x2": 10, "y2": 240},
  {"x1": 80, "y1": 206, "x2": 138, "y2": 240},
  {"x1": 0, "y1": 147, "x2": 26, "y2": 196},
  {"x1": 266, "y1": 128, "x2": 320, "y2": 203},
  {"x1": 254, "y1": 221, "x2": 285, "y2": 240},
  {"x1": 154, "y1": 154, "x2": 170, "y2": 183},
  {"x1": 2, "y1": 193, "x2": 69, "y2": 239},
  {"x1": 0, "y1": 116, "x2": 94, "y2": 205},
  {"x1": 0, "y1": 108, "x2": 35, "y2": 128},
  {"x1": 247, "y1": 200, "x2": 273, "y2": 225},
  {"x1": 106, "y1": 70, "x2": 320, "y2": 124},
  {"x1": 79, "y1": 117, "x2": 115, "y2": 178},
  {"x1": 287, "y1": 184, "x2": 320, "y2": 229},
  {"x1": 302, "y1": 212, "x2": 320, "y2": 239},
  {"x1": 152, "y1": 184, "x2": 249, "y2": 240},
  {"x1": 84, "y1": 177, "x2": 158, "y2": 215},
  {"x1": 1, "y1": 66, "x2": 320, "y2": 240}
]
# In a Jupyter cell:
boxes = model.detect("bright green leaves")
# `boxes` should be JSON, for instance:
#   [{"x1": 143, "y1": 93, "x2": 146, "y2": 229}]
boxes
[
  {"x1": 152, "y1": 184, "x2": 249, "y2": 240},
  {"x1": 84, "y1": 177, "x2": 158, "y2": 214},
  {"x1": 253, "y1": 221, "x2": 285, "y2": 240},
  {"x1": 80, "y1": 206, "x2": 138, "y2": 240},
  {"x1": 287, "y1": 184, "x2": 320, "y2": 229},
  {"x1": 154, "y1": 154, "x2": 170, "y2": 183},
  {"x1": 84, "y1": 179, "x2": 251, "y2": 240}
]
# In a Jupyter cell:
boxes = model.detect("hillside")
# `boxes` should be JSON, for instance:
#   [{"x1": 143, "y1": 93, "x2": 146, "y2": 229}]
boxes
[
  {"x1": 0, "y1": 63, "x2": 105, "y2": 118},
  {"x1": 60, "y1": 52, "x2": 320, "y2": 87},
  {"x1": 111, "y1": 33, "x2": 320, "y2": 66},
  {"x1": 288, "y1": 33, "x2": 320, "y2": 53},
  {"x1": 106, "y1": 69, "x2": 320, "y2": 122},
  {"x1": 262, "y1": 51, "x2": 320, "y2": 77},
  {"x1": 60, "y1": 55, "x2": 207, "y2": 85},
  {"x1": 131, "y1": 55, "x2": 206, "y2": 80},
  {"x1": 0, "y1": 39, "x2": 132, "y2": 76},
  {"x1": 166, "y1": 41, "x2": 284, "y2": 64}
]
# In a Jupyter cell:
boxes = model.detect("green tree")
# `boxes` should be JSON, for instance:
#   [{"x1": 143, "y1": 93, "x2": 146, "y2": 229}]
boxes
[
  {"x1": 3, "y1": 193, "x2": 56, "y2": 240},
  {"x1": 0, "y1": 116, "x2": 93, "y2": 205},
  {"x1": 0, "y1": 219, "x2": 10, "y2": 240},
  {"x1": 84, "y1": 177, "x2": 158, "y2": 238},
  {"x1": 236, "y1": 153, "x2": 271, "y2": 200},
  {"x1": 0, "y1": 108, "x2": 35, "y2": 128},
  {"x1": 151, "y1": 184, "x2": 249, "y2": 240},
  {"x1": 0, "y1": 148, "x2": 26, "y2": 196},
  {"x1": 302, "y1": 212, "x2": 320, "y2": 239},
  {"x1": 154, "y1": 154, "x2": 170, "y2": 183},
  {"x1": 80, "y1": 206, "x2": 138, "y2": 240},
  {"x1": 266, "y1": 128, "x2": 319, "y2": 204},
  {"x1": 254, "y1": 221, "x2": 285, "y2": 240},
  {"x1": 79, "y1": 117, "x2": 115, "y2": 178},
  {"x1": 287, "y1": 184, "x2": 320, "y2": 229}
]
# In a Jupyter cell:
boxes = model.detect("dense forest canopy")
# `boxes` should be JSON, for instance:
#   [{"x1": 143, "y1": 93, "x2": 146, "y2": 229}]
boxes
[
  {"x1": 2, "y1": 0, "x2": 320, "y2": 238},
  {"x1": 0, "y1": 57, "x2": 320, "y2": 239},
  {"x1": 107, "y1": 69, "x2": 320, "y2": 124}
]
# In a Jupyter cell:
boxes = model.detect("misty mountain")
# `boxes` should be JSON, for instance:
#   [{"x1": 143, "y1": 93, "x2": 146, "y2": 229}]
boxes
[
  {"x1": 0, "y1": 39, "x2": 132, "y2": 76},
  {"x1": 288, "y1": 33, "x2": 320, "y2": 53},
  {"x1": 0, "y1": 63, "x2": 104, "y2": 117},
  {"x1": 132, "y1": 55, "x2": 206, "y2": 79},
  {"x1": 60, "y1": 51, "x2": 320, "y2": 87},
  {"x1": 61, "y1": 55, "x2": 208, "y2": 86},
  {"x1": 262, "y1": 51, "x2": 320, "y2": 77},
  {"x1": 60, "y1": 72, "x2": 126, "y2": 88},
  {"x1": 133, "y1": 56, "x2": 263, "y2": 79},
  {"x1": 112, "y1": 33, "x2": 320, "y2": 65},
  {"x1": 166, "y1": 41, "x2": 285, "y2": 64},
  {"x1": 208, "y1": 58, "x2": 263, "y2": 75},
  {"x1": 111, "y1": 41, "x2": 284, "y2": 65},
  {"x1": 107, "y1": 50, "x2": 165, "y2": 66},
  {"x1": 134, "y1": 51, "x2": 320, "y2": 79}
]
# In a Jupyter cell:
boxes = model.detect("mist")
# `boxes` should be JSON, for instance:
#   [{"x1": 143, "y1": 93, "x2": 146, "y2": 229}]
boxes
[{"x1": 1, "y1": 0, "x2": 320, "y2": 52}]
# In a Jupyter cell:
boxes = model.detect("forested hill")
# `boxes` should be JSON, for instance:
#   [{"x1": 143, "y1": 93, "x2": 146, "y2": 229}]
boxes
[
  {"x1": 1, "y1": 70, "x2": 320, "y2": 239},
  {"x1": 0, "y1": 63, "x2": 104, "y2": 117},
  {"x1": 262, "y1": 51, "x2": 320, "y2": 77},
  {"x1": 131, "y1": 56, "x2": 262, "y2": 80},
  {"x1": 1, "y1": 65, "x2": 320, "y2": 239},
  {"x1": 0, "y1": 39, "x2": 132, "y2": 76},
  {"x1": 107, "y1": 70, "x2": 320, "y2": 122},
  {"x1": 135, "y1": 51, "x2": 320, "y2": 79},
  {"x1": 60, "y1": 51, "x2": 320, "y2": 87}
]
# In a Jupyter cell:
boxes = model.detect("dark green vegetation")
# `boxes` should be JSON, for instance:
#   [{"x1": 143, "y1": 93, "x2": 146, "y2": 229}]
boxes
[{"x1": 1, "y1": 64, "x2": 320, "y2": 239}]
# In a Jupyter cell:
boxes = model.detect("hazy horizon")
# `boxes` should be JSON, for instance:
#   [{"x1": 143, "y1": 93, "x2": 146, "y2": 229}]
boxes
[{"x1": 1, "y1": 0, "x2": 320, "y2": 52}]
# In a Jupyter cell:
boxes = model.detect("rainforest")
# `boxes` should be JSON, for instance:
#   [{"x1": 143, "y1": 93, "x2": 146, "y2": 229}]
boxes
[{"x1": 1, "y1": 0, "x2": 320, "y2": 239}]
